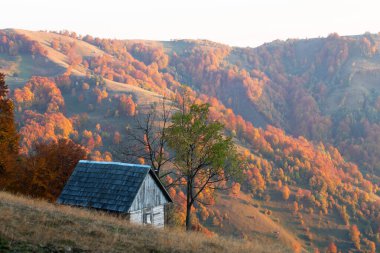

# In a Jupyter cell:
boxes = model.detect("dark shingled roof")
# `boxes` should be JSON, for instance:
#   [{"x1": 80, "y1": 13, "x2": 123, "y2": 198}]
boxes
[{"x1": 57, "y1": 160, "x2": 172, "y2": 213}]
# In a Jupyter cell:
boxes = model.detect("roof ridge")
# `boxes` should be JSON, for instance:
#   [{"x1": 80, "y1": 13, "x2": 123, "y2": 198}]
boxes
[{"x1": 78, "y1": 160, "x2": 151, "y2": 168}]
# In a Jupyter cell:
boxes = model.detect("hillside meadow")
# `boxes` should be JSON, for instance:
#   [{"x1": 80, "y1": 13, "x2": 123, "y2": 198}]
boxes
[{"x1": 0, "y1": 191, "x2": 290, "y2": 253}]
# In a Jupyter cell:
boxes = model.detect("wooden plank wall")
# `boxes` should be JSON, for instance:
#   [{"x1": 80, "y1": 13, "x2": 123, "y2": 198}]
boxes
[
  {"x1": 129, "y1": 209, "x2": 143, "y2": 224},
  {"x1": 128, "y1": 206, "x2": 164, "y2": 228},
  {"x1": 152, "y1": 205, "x2": 164, "y2": 228},
  {"x1": 129, "y1": 174, "x2": 168, "y2": 211}
]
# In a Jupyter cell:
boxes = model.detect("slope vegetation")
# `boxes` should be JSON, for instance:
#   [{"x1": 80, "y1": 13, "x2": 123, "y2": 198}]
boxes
[{"x1": 0, "y1": 191, "x2": 287, "y2": 253}]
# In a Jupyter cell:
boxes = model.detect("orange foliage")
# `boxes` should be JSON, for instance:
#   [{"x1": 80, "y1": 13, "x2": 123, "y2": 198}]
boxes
[
  {"x1": 282, "y1": 185, "x2": 290, "y2": 200},
  {"x1": 14, "y1": 77, "x2": 64, "y2": 113},
  {"x1": 0, "y1": 30, "x2": 47, "y2": 56},
  {"x1": 326, "y1": 242, "x2": 337, "y2": 253},
  {"x1": 118, "y1": 94, "x2": 136, "y2": 116},
  {"x1": 9, "y1": 139, "x2": 86, "y2": 201},
  {"x1": 19, "y1": 111, "x2": 74, "y2": 153},
  {"x1": 350, "y1": 225, "x2": 361, "y2": 250},
  {"x1": 138, "y1": 157, "x2": 145, "y2": 165}
]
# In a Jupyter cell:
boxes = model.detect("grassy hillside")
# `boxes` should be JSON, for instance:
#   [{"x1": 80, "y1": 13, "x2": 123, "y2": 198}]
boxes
[
  {"x1": 209, "y1": 193, "x2": 303, "y2": 251},
  {"x1": 0, "y1": 191, "x2": 288, "y2": 253}
]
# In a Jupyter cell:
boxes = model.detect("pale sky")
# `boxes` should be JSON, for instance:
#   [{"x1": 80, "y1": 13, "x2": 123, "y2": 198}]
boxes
[{"x1": 1, "y1": 0, "x2": 380, "y2": 47}]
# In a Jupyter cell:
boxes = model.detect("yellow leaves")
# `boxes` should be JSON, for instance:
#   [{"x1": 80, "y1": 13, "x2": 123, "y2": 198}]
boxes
[
  {"x1": 282, "y1": 185, "x2": 290, "y2": 200},
  {"x1": 14, "y1": 87, "x2": 34, "y2": 105}
]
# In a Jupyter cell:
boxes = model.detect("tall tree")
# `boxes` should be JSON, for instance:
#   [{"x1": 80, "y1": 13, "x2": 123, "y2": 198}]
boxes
[
  {"x1": 165, "y1": 100, "x2": 242, "y2": 231},
  {"x1": 0, "y1": 73, "x2": 19, "y2": 186},
  {"x1": 118, "y1": 98, "x2": 173, "y2": 178}
]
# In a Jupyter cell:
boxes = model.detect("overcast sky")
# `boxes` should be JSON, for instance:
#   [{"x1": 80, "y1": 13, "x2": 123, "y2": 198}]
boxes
[{"x1": 1, "y1": 0, "x2": 380, "y2": 47}]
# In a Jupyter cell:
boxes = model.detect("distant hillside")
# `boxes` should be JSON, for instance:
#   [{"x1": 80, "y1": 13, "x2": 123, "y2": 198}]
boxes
[
  {"x1": 0, "y1": 29, "x2": 379, "y2": 252},
  {"x1": 6, "y1": 29, "x2": 380, "y2": 175},
  {"x1": 161, "y1": 34, "x2": 380, "y2": 176}
]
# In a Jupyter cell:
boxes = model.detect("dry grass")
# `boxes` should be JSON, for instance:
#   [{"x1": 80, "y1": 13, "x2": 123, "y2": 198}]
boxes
[
  {"x1": 14, "y1": 29, "x2": 107, "y2": 76},
  {"x1": 0, "y1": 191, "x2": 287, "y2": 253},
  {"x1": 212, "y1": 193, "x2": 302, "y2": 253}
]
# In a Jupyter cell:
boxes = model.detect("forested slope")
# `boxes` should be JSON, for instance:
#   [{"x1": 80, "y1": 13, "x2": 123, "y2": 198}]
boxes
[{"x1": 0, "y1": 29, "x2": 379, "y2": 252}]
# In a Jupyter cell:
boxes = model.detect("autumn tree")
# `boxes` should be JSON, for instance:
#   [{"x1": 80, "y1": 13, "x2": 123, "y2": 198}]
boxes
[
  {"x1": 326, "y1": 242, "x2": 337, "y2": 253},
  {"x1": 165, "y1": 101, "x2": 242, "y2": 231},
  {"x1": 0, "y1": 73, "x2": 19, "y2": 187},
  {"x1": 67, "y1": 43, "x2": 82, "y2": 66},
  {"x1": 15, "y1": 139, "x2": 87, "y2": 201},
  {"x1": 118, "y1": 94, "x2": 136, "y2": 117},
  {"x1": 282, "y1": 185, "x2": 290, "y2": 200},
  {"x1": 337, "y1": 204, "x2": 349, "y2": 225},
  {"x1": 368, "y1": 240, "x2": 376, "y2": 253},
  {"x1": 14, "y1": 76, "x2": 65, "y2": 113},
  {"x1": 350, "y1": 225, "x2": 361, "y2": 250}
]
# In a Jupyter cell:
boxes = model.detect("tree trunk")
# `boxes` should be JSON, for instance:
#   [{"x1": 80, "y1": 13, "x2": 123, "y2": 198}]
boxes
[
  {"x1": 185, "y1": 179, "x2": 192, "y2": 231},
  {"x1": 185, "y1": 202, "x2": 192, "y2": 231}
]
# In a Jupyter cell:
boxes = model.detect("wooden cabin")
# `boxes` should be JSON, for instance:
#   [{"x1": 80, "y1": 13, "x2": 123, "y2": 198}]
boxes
[{"x1": 57, "y1": 160, "x2": 173, "y2": 228}]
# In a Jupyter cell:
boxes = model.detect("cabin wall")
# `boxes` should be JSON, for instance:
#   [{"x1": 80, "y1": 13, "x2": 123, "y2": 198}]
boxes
[
  {"x1": 152, "y1": 205, "x2": 164, "y2": 228},
  {"x1": 129, "y1": 173, "x2": 168, "y2": 212},
  {"x1": 128, "y1": 205, "x2": 165, "y2": 228},
  {"x1": 129, "y1": 209, "x2": 143, "y2": 224}
]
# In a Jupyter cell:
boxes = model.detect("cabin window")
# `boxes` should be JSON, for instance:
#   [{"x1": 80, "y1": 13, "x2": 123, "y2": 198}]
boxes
[{"x1": 143, "y1": 212, "x2": 152, "y2": 224}]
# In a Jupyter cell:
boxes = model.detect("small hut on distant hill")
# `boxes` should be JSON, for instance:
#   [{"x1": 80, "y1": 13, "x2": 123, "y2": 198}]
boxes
[{"x1": 57, "y1": 160, "x2": 173, "y2": 228}]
